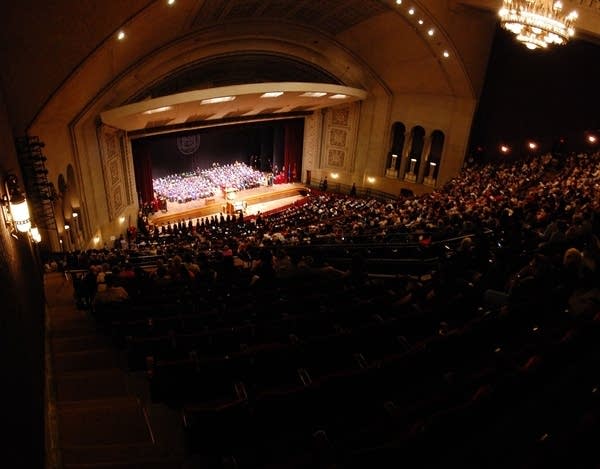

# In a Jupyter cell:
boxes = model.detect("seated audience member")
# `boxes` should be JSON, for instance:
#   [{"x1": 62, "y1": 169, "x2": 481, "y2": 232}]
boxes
[{"x1": 93, "y1": 274, "x2": 129, "y2": 307}]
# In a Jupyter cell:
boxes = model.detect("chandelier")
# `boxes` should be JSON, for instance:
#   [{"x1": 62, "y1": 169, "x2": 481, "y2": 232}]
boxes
[{"x1": 498, "y1": 0, "x2": 578, "y2": 50}]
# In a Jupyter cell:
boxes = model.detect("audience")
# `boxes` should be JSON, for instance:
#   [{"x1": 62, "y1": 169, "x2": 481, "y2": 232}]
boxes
[{"x1": 58, "y1": 147, "x2": 600, "y2": 468}]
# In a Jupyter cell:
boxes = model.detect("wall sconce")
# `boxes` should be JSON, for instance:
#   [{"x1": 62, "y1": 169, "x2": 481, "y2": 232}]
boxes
[
  {"x1": 30, "y1": 226, "x2": 42, "y2": 243},
  {"x1": 428, "y1": 161, "x2": 437, "y2": 178},
  {"x1": 409, "y1": 158, "x2": 417, "y2": 173},
  {"x1": 2, "y1": 174, "x2": 32, "y2": 234}
]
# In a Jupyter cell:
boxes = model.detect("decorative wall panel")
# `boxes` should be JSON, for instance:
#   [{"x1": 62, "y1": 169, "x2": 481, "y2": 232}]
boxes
[
  {"x1": 321, "y1": 102, "x2": 360, "y2": 171},
  {"x1": 97, "y1": 125, "x2": 129, "y2": 220}
]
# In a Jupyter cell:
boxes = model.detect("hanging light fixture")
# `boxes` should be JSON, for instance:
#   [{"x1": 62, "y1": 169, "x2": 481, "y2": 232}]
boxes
[
  {"x1": 498, "y1": 0, "x2": 578, "y2": 50},
  {"x1": 30, "y1": 226, "x2": 42, "y2": 243},
  {"x1": 2, "y1": 174, "x2": 32, "y2": 234}
]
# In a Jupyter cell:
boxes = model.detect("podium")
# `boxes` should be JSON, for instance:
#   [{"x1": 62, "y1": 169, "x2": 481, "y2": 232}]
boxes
[{"x1": 226, "y1": 200, "x2": 246, "y2": 215}]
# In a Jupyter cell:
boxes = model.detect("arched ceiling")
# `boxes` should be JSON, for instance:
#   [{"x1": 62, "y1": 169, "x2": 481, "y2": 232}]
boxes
[
  {"x1": 128, "y1": 53, "x2": 341, "y2": 102},
  {"x1": 0, "y1": 0, "x2": 598, "y2": 134},
  {"x1": 191, "y1": 0, "x2": 390, "y2": 34}
]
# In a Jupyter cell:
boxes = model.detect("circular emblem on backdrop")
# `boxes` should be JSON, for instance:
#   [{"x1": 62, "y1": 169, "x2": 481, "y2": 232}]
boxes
[{"x1": 176, "y1": 134, "x2": 201, "y2": 155}]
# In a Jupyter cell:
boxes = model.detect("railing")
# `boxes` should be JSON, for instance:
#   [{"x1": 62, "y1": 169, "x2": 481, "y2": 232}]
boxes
[{"x1": 307, "y1": 181, "x2": 409, "y2": 202}]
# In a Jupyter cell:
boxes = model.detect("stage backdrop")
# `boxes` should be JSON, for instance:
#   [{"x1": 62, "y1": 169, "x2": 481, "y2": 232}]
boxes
[{"x1": 131, "y1": 119, "x2": 303, "y2": 203}]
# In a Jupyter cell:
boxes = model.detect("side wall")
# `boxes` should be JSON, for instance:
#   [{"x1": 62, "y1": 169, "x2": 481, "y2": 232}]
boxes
[{"x1": 0, "y1": 86, "x2": 45, "y2": 469}]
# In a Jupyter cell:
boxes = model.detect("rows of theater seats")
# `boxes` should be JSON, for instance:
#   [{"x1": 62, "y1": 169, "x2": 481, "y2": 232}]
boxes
[{"x1": 88, "y1": 261, "x2": 600, "y2": 469}]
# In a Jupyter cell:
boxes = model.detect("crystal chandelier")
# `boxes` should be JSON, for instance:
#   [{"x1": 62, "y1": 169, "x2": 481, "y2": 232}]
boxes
[{"x1": 498, "y1": 0, "x2": 578, "y2": 50}]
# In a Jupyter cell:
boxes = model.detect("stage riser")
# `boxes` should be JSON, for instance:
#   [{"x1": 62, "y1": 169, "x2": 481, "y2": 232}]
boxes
[{"x1": 150, "y1": 183, "x2": 305, "y2": 225}]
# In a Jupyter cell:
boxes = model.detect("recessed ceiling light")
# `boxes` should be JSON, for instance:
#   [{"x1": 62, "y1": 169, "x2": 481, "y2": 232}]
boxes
[
  {"x1": 300, "y1": 92, "x2": 327, "y2": 98},
  {"x1": 396, "y1": 0, "x2": 402, "y2": 4},
  {"x1": 408, "y1": 8, "x2": 415, "y2": 15},
  {"x1": 167, "y1": 0, "x2": 175, "y2": 5},
  {"x1": 117, "y1": 30, "x2": 126, "y2": 41},
  {"x1": 443, "y1": 50, "x2": 450, "y2": 58},
  {"x1": 418, "y1": 19, "x2": 424, "y2": 25},
  {"x1": 143, "y1": 106, "x2": 172, "y2": 115},
  {"x1": 261, "y1": 91, "x2": 284, "y2": 98},
  {"x1": 428, "y1": 28, "x2": 434, "y2": 36},
  {"x1": 200, "y1": 96, "x2": 236, "y2": 104},
  {"x1": 330, "y1": 94, "x2": 348, "y2": 99}
]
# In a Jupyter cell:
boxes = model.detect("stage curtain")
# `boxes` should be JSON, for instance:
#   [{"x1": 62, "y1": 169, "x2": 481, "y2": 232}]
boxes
[
  {"x1": 132, "y1": 142, "x2": 154, "y2": 204},
  {"x1": 283, "y1": 120, "x2": 304, "y2": 182}
]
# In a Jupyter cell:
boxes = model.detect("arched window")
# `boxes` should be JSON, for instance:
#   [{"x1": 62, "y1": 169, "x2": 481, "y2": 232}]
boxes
[
  {"x1": 427, "y1": 130, "x2": 445, "y2": 180},
  {"x1": 387, "y1": 122, "x2": 406, "y2": 172},
  {"x1": 404, "y1": 126, "x2": 425, "y2": 182}
]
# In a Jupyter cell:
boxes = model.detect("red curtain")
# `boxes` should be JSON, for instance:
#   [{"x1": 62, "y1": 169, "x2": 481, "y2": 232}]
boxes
[
  {"x1": 283, "y1": 120, "x2": 303, "y2": 182},
  {"x1": 133, "y1": 142, "x2": 154, "y2": 204}
]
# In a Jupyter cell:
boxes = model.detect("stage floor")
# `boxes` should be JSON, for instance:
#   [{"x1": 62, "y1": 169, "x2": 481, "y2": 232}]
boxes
[{"x1": 148, "y1": 182, "x2": 308, "y2": 226}]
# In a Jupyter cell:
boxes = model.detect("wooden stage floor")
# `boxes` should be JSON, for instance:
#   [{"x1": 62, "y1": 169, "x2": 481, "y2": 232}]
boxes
[{"x1": 148, "y1": 182, "x2": 308, "y2": 226}]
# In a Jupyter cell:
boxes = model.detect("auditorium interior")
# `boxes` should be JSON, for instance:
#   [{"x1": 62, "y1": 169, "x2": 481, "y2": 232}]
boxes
[{"x1": 0, "y1": 1, "x2": 599, "y2": 468}]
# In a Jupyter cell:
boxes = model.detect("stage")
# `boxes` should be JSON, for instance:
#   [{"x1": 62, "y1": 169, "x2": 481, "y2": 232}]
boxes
[{"x1": 148, "y1": 182, "x2": 308, "y2": 226}]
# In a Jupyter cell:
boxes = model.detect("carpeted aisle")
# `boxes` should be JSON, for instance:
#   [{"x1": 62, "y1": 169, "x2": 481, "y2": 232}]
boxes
[{"x1": 45, "y1": 272, "x2": 185, "y2": 469}]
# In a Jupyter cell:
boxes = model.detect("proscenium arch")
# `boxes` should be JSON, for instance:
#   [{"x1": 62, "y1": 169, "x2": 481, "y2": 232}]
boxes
[
  {"x1": 60, "y1": 26, "x2": 391, "y2": 244},
  {"x1": 128, "y1": 53, "x2": 342, "y2": 103},
  {"x1": 99, "y1": 23, "x2": 391, "y2": 113}
]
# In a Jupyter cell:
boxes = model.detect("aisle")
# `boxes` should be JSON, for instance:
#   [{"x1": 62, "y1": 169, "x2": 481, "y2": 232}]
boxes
[{"x1": 44, "y1": 272, "x2": 185, "y2": 469}]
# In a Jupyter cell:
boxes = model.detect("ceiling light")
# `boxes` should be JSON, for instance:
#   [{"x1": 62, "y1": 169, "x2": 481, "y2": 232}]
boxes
[
  {"x1": 329, "y1": 94, "x2": 348, "y2": 99},
  {"x1": 428, "y1": 28, "x2": 435, "y2": 36},
  {"x1": 408, "y1": 8, "x2": 415, "y2": 15},
  {"x1": 261, "y1": 92, "x2": 284, "y2": 98},
  {"x1": 418, "y1": 19, "x2": 424, "y2": 25},
  {"x1": 300, "y1": 92, "x2": 327, "y2": 98},
  {"x1": 443, "y1": 51, "x2": 450, "y2": 58},
  {"x1": 498, "y1": 0, "x2": 578, "y2": 50},
  {"x1": 396, "y1": 0, "x2": 402, "y2": 4},
  {"x1": 167, "y1": 0, "x2": 175, "y2": 5},
  {"x1": 200, "y1": 96, "x2": 236, "y2": 105},
  {"x1": 143, "y1": 106, "x2": 172, "y2": 115},
  {"x1": 117, "y1": 30, "x2": 126, "y2": 41}
]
